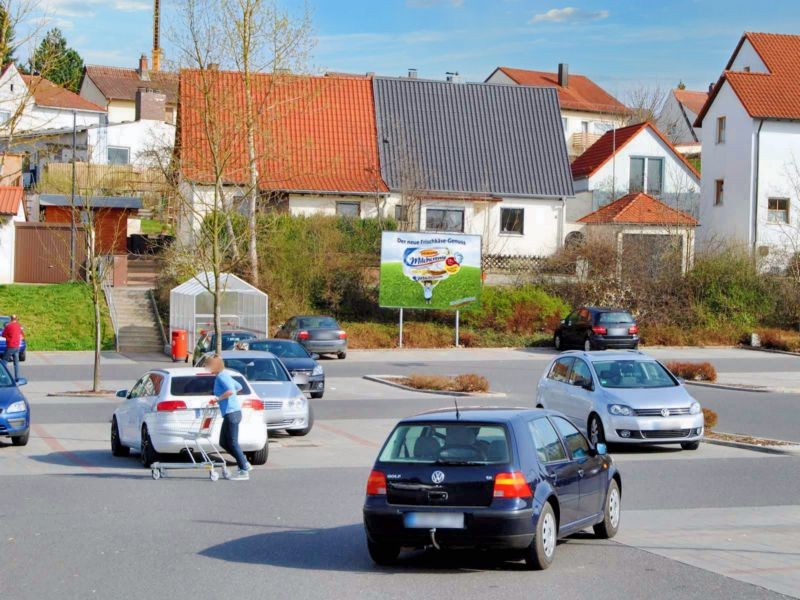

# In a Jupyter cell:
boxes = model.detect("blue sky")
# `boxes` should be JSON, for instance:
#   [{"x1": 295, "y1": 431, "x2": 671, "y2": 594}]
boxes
[{"x1": 30, "y1": 0, "x2": 800, "y2": 99}]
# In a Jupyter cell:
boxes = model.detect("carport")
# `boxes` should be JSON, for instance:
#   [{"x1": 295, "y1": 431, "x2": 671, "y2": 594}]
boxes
[{"x1": 169, "y1": 272, "x2": 268, "y2": 351}]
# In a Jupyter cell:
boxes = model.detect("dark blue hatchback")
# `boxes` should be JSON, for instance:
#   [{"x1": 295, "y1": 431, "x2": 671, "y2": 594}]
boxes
[
  {"x1": 363, "y1": 407, "x2": 621, "y2": 569},
  {"x1": 0, "y1": 360, "x2": 29, "y2": 446}
]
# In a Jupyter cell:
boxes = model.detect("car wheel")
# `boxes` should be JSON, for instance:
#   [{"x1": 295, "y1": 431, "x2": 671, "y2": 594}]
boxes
[
  {"x1": 337, "y1": 352, "x2": 347, "y2": 360},
  {"x1": 367, "y1": 538, "x2": 400, "y2": 566},
  {"x1": 19, "y1": 350, "x2": 26, "y2": 362},
  {"x1": 140, "y1": 425, "x2": 159, "y2": 468},
  {"x1": 681, "y1": 441, "x2": 700, "y2": 450},
  {"x1": 583, "y1": 337, "x2": 593, "y2": 352},
  {"x1": 111, "y1": 417, "x2": 130, "y2": 457},
  {"x1": 553, "y1": 334, "x2": 562, "y2": 351},
  {"x1": 310, "y1": 391, "x2": 323, "y2": 399},
  {"x1": 526, "y1": 501, "x2": 557, "y2": 570},
  {"x1": 593, "y1": 479, "x2": 621, "y2": 539},
  {"x1": 11, "y1": 431, "x2": 29, "y2": 446},
  {"x1": 588, "y1": 414, "x2": 606, "y2": 447},
  {"x1": 246, "y1": 441, "x2": 269, "y2": 466},
  {"x1": 287, "y1": 406, "x2": 314, "y2": 437}
]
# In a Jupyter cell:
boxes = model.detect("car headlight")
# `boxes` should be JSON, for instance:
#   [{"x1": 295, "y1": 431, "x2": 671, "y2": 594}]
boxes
[
  {"x1": 608, "y1": 404, "x2": 633, "y2": 416},
  {"x1": 312, "y1": 365, "x2": 323, "y2": 377},
  {"x1": 7, "y1": 400, "x2": 26, "y2": 413},
  {"x1": 690, "y1": 402, "x2": 701, "y2": 415},
  {"x1": 289, "y1": 396, "x2": 307, "y2": 409}
]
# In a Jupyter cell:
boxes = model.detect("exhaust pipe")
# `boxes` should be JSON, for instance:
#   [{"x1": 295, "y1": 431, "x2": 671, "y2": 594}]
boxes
[{"x1": 429, "y1": 528, "x2": 441, "y2": 550}]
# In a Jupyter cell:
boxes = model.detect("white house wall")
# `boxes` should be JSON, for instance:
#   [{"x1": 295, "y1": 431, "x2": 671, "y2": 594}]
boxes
[
  {"x1": 729, "y1": 39, "x2": 768, "y2": 73},
  {"x1": 659, "y1": 93, "x2": 701, "y2": 145},
  {"x1": 0, "y1": 202, "x2": 24, "y2": 283},
  {"x1": 288, "y1": 195, "x2": 395, "y2": 219},
  {"x1": 697, "y1": 80, "x2": 756, "y2": 247},
  {"x1": 87, "y1": 120, "x2": 175, "y2": 166},
  {"x1": 79, "y1": 77, "x2": 108, "y2": 111}
]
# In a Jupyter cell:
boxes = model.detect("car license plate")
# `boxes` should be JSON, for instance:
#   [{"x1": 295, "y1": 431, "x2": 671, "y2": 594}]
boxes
[
  {"x1": 404, "y1": 512, "x2": 465, "y2": 529},
  {"x1": 194, "y1": 409, "x2": 201, "y2": 418}
]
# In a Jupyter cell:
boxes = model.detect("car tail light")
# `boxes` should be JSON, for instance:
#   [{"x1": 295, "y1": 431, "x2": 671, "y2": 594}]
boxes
[
  {"x1": 338, "y1": 331, "x2": 347, "y2": 340},
  {"x1": 156, "y1": 400, "x2": 187, "y2": 412},
  {"x1": 628, "y1": 324, "x2": 639, "y2": 335},
  {"x1": 242, "y1": 398, "x2": 264, "y2": 410},
  {"x1": 493, "y1": 472, "x2": 532, "y2": 498},
  {"x1": 366, "y1": 470, "x2": 387, "y2": 495},
  {"x1": 298, "y1": 330, "x2": 310, "y2": 341},
  {"x1": 591, "y1": 326, "x2": 607, "y2": 335}
]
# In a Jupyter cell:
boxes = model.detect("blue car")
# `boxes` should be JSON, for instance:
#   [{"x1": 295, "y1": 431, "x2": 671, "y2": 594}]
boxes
[
  {"x1": 363, "y1": 407, "x2": 621, "y2": 569},
  {"x1": 0, "y1": 360, "x2": 29, "y2": 446},
  {"x1": 0, "y1": 315, "x2": 27, "y2": 362}
]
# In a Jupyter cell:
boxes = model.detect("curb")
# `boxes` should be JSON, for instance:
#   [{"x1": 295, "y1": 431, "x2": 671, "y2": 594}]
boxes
[
  {"x1": 363, "y1": 375, "x2": 506, "y2": 398},
  {"x1": 684, "y1": 380, "x2": 770, "y2": 393},
  {"x1": 738, "y1": 345, "x2": 800, "y2": 358},
  {"x1": 704, "y1": 434, "x2": 800, "y2": 456},
  {"x1": 47, "y1": 391, "x2": 117, "y2": 398}
]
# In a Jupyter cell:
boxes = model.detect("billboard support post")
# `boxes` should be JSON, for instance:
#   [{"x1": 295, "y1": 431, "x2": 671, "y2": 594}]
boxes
[
  {"x1": 455, "y1": 310, "x2": 460, "y2": 347},
  {"x1": 399, "y1": 308, "x2": 404, "y2": 348}
]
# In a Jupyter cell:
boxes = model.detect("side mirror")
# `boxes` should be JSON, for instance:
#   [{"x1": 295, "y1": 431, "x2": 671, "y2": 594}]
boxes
[
  {"x1": 310, "y1": 353, "x2": 320, "y2": 360},
  {"x1": 16, "y1": 377, "x2": 27, "y2": 386},
  {"x1": 595, "y1": 442, "x2": 608, "y2": 456},
  {"x1": 116, "y1": 389, "x2": 129, "y2": 399},
  {"x1": 582, "y1": 381, "x2": 594, "y2": 391}
]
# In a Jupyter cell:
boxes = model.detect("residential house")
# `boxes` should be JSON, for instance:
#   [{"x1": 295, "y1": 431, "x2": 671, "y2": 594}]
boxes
[
  {"x1": 695, "y1": 32, "x2": 800, "y2": 267},
  {"x1": 373, "y1": 76, "x2": 574, "y2": 257},
  {"x1": 577, "y1": 192, "x2": 698, "y2": 275},
  {"x1": 176, "y1": 69, "x2": 388, "y2": 237},
  {"x1": 80, "y1": 55, "x2": 178, "y2": 124},
  {"x1": 568, "y1": 122, "x2": 700, "y2": 240},
  {"x1": 485, "y1": 64, "x2": 628, "y2": 158},
  {"x1": 657, "y1": 88, "x2": 708, "y2": 154},
  {"x1": 0, "y1": 186, "x2": 25, "y2": 283}
]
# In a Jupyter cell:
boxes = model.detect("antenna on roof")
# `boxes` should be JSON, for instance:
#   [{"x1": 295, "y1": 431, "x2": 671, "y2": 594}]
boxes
[{"x1": 454, "y1": 399, "x2": 460, "y2": 420}]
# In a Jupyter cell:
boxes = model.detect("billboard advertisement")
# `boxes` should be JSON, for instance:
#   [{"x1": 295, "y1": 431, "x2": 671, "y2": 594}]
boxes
[{"x1": 379, "y1": 231, "x2": 482, "y2": 310}]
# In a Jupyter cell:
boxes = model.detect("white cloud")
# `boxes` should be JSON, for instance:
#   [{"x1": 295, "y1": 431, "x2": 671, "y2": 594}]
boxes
[{"x1": 530, "y1": 6, "x2": 609, "y2": 24}]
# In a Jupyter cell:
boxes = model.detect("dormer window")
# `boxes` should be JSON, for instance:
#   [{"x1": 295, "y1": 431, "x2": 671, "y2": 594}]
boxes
[{"x1": 743, "y1": 66, "x2": 751, "y2": 72}]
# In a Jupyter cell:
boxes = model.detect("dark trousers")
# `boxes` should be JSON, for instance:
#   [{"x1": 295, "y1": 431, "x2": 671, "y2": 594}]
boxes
[
  {"x1": 2, "y1": 347, "x2": 19, "y2": 381},
  {"x1": 219, "y1": 410, "x2": 248, "y2": 470}
]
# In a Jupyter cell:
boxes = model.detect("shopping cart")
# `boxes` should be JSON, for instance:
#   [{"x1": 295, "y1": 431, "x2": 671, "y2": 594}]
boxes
[{"x1": 150, "y1": 403, "x2": 230, "y2": 481}]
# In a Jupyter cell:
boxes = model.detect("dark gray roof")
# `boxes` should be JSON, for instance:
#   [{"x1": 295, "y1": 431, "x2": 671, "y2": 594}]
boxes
[
  {"x1": 39, "y1": 194, "x2": 142, "y2": 209},
  {"x1": 373, "y1": 77, "x2": 574, "y2": 197}
]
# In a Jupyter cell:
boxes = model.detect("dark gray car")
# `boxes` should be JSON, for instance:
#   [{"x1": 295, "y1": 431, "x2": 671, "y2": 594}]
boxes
[
  {"x1": 245, "y1": 338, "x2": 325, "y2": 398},
  {"x1": 275, "y1": 316, "x2": 348, "y2": 360}
]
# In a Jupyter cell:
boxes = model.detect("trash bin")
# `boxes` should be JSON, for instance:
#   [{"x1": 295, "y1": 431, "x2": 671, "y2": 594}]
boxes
[{"x1": 171, "y1": 329, "x2": 188, "y2": 362}]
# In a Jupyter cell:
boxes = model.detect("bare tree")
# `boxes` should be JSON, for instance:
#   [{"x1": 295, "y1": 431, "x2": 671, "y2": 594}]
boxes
[{"x1": 623, "y1": 84, "x2": 670, "y2": 125}]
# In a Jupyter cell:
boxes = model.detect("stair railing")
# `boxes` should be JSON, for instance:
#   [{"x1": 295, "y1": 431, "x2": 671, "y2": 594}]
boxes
[{"x1": 99, "y1": 257, "x2": 120, "y2": 352}]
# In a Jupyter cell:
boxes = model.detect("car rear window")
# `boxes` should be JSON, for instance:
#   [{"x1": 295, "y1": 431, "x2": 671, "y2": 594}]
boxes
[
  {"x1": 170, "y1": 375, "x2": 252, "y2": 396},
  {"x1": 213, "y1": 332, "x2": 257, "y2": 350},
  {"x1": 596, "y1": 312, "x2": 634, "y2": 324},
  {"x1": 378, "y1": 422, "x2": 511, "y2": 464},
  {"x1": 298, "y1": 317, "x2": 339, "y2": 329}
]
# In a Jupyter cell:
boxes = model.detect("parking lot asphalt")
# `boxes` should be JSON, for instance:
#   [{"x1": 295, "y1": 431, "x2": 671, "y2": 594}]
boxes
[{"x1": 3, "y1": 348, "x2": 800, "y2": 599}]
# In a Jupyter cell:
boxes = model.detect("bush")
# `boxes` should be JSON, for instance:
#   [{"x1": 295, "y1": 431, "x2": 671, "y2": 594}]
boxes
[
  {"x1": 753, "y1": 328, "x2": 800, "y2": 352},
  {"x1": 405, "y1": 374, "x2": 452, "y2": 390},
  {"x1": 403, "y1": 373, "x2": 490, "y2": 393},
  {"x1": 453, "y1": 373, "x2": 490, "y2": 392},
  {"x1": 664, "y1": 361, "x2": 717, "y2": 382},
  {"x1": 639, "y1": 324, "x2": 745, "y2": 347},
  {"x1": 703, "y1": 408, "x2": 718, "y2": 430},
  {"x1": 462, "y1": 285, "x2": 570, "y2": 334}
]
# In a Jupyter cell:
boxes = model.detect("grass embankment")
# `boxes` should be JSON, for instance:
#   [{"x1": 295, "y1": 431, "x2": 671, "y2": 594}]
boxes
[{"x1": 0, "y1": 283, "x2": 114, "y2": 350}]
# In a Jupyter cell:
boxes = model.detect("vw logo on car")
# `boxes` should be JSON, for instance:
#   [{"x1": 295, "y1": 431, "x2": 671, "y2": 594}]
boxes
[
  {"x1": 661, "y1": 408, "x2": 671, "y2": 417},
  {"x1": 431, "y1": 470, "x2": 445, "y2": 484}
]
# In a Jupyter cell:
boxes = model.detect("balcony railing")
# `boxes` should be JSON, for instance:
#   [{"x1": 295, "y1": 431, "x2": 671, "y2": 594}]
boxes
[{"x1": 569, "y1": 132, "x2": 603, "y2": 156}]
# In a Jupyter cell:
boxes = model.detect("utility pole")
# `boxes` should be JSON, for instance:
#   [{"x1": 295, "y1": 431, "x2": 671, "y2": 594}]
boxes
[{"x1": 70, "y1": 110, "x2": 77, "y2": 280}]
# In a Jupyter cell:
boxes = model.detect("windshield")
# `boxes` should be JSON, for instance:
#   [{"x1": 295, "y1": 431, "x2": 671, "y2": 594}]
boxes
[
  {"x1": 249, "y1": 340, "x2": 309, "y2": 358},
  {"x1": 170, "y1": 375, "x2": 252, "y2": 396},
  {"x1": 211, "y1": 332, "x2": 257, "y2": 350},
  {"x1": 593, "y1": 360, "x2": 677, "y2": 389},
  {"x1": 596, "y1": 312, "x2": 634, "y2": 324},
  {"x1": 297, "y1": 317, "x2": 339, "y2": 330},
  {"x1": 223, "y1": 357, "x2": 290, "y2": 382},
  {"x1": 0, "y1": 363, "x2": 14, "y2": 387},
  {"x1": 378, "y1": 422, "x2": 511, "y2": 464}
]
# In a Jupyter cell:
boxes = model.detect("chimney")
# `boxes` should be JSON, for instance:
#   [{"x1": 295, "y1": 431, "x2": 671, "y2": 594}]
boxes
[
  {"x1": 445, "y1": 71, "x2": 461, "y2": 83},
  {"x1": 408, "y1": 68, "x2": 418, "y2": 79},
  {"x1": 708, "y1": 82, "x2": 714, "y2": 93},
  {"x1": 138, "y1": 54, "x2": 150, "y2": 81},
  {"x1": 208, "y1": 63, "x2": 220, "y2": 71},
  {"x1": 558, "y1": 63, "x2": 569, "y2": 87},
  {"x1": 135, "y1": 87, "x2": 167, "y2": 122}
]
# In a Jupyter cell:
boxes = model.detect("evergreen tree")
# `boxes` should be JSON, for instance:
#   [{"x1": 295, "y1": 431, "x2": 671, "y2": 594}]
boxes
[
  {"x1": 0, "y1": 6, "x2": 16, "y2": 64},
  {"x1": 29, "y1": 28, "x2": 84, "y2": 92}
]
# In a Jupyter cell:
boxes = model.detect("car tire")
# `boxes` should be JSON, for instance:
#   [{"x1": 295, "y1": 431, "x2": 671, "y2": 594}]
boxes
[
  {"x1": 310, "y1": 391, "x2": 323, "y2": 399},
  {"x1": 681, "y1": 441, "x2": 700, "y2": 450},
  {"x1": 593, "y1": 479, "x2": 621, "y2": 539},
  {"x1": 583, "y1": 337, "x2": 593, "y2": 352},
  {"x1": 337, "y1": 352, "x2": 346, "y2": 360},
  {"x1": 140, "y1": 425, "x2": 159, "y2": 468},
  {"x1": 19, "y1": 350, "x2": 26, "y2": 362},
  {"x1": 367, "y1": 538, "x2": 400, "y2": 566},
  {"x1": 588, "y1": 414, "x2": 606, "y2": 447},
  {"x1": 111, "y1": 417, "x2": 130, "y2": 457},
  {"x1": 11, "y1": 430, "x2": 29, "y2": 446},
  {"x1": 526, "y1": 501, "x2": 557, "y2": 570},
  {"x1": 553, "y1": 334, "x2": 562, "y2": 351},
  {"x1": 287, "y1": 406, "x2": 314, "y2": 437},
  {"x1": 246, "y1": 441, "x2": 269, "y2": 466}
]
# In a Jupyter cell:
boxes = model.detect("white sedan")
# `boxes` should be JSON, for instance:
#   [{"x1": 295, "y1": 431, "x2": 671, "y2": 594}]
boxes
[{"x1": 111, "y1": 367, "x2": 269, "y2": 467}]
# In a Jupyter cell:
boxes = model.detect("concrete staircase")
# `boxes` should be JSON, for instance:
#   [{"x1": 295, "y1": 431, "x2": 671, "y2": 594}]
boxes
[
  {"x1": 111, "y1": 287, "x2": 165, "y2": 353},
  {"x1": 127, "y1": 256, "x2": 159, "y2": 287}
]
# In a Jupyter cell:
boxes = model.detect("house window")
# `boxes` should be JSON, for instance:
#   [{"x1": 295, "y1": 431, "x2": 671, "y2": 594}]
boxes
[
  {"x1": 629, "y1": 157, "x2": 663, "y2": 195},
  {"x1": 715, "y1": 179, "x2": 724, "y2": 205},
  {"x1": 716, "y1": 116, "x2": 726, "y2": 144},
  {"x1": 336, "y1": 201, "x2": 360, "y2": 218},
  {"x1": 646, "y1": 157, "x2": 663, "y2": 195},
  {"x1": 581, "y1": 121, "x2": 589, "y2": 135},
  {"x1": 394, "y1": 204, "x2": 409, "y2": 221},
  {"x1": 500, "y1": 207, "x2": 524, "y2": 235},
  {"x1": 768, "y1": 197, "x2": 789, "y2": 223},
  {"x1": 0, "y1": 110, "x2": 10, "y2": 126},
  {"x1": 107, "y1": 146, "x2": 130, "y2": 165},
  {"x1": 561, "y1": 117, "x2": 568, "y2": 132},
  {"x1": 629, "y1": 157, "x2": 645, "y2": 193},
  {"x1": 426, "y1": 208, "x2": 464, "y2": 232}
]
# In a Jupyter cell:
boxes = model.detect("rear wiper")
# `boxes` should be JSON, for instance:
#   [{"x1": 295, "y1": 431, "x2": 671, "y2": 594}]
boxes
[{"x1": 435, "y1": 459, "x2": 486, "y2": 465}]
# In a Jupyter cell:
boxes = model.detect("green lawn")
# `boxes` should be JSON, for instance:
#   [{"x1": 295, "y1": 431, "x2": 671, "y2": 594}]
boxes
[
  {"x1": 379, "y1": 262, "x2": 481, "y2": 310},
  {"x1": 139, "y1": 219, "x2": 173, "y2": 235},
  {"x1": 0, "y1": 283, "x2": 115, "y2": 350}
]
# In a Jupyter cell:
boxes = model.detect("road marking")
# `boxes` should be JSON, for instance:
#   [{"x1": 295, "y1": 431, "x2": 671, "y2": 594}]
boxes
[
  {"x1": 31, "y1": 424, "x2": 98, "y2": 471},
  {"x1": 315, "y1": 422, "x2": 378, "y2": 447}
]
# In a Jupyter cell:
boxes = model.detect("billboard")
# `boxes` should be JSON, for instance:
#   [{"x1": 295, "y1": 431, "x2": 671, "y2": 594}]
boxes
[{"x1": 379, "y1": 231, "x2": 482, "y2": 310}]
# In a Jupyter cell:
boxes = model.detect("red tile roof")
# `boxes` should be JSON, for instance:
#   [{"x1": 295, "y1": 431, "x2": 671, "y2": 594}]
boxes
[
  {"x1": 673, "y1": 89, "x2": 708, "y2": 115},
  {"x1": 84, "y1": 65, "x2": 178, "y2": 104},
  {"x1": 697, "y1": 32, "x2": 800, "y2": 124},
  {"x1": 570, "y1": 121, "x2": 700, "y2": 180},
  {"x1": 578, "y1": 192, "x2": 698, "y2": 226},
  {"x1": 20, "y1": 75, "x2": 105, "y2": 112},
  {"x1": 178, "y1": 69, "x2": 387, "y2": 193},
  {"x1": 0, "y1": 186, "x2": 23, "y2": 216},
  {"x1": 488, "y1": 67, "x2": 626, "y2": 114}
]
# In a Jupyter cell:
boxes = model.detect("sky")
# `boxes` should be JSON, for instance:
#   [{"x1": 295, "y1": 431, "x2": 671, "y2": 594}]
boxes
[{"x1": 25, "y1": 0, "x2": 800, "y2": 101}]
